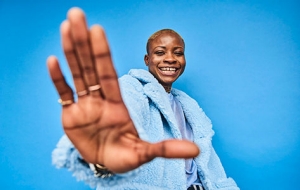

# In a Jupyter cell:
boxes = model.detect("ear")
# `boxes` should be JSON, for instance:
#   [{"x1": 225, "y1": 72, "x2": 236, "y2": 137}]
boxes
[{"x1": 144, "y1": 54, "x2": 149, "y2": 66}]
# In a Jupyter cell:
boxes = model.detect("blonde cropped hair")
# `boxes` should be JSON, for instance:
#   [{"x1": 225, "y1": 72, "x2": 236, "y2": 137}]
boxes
[{"x1": 146, "y1": 29, "x2": 185, "y2": 54}]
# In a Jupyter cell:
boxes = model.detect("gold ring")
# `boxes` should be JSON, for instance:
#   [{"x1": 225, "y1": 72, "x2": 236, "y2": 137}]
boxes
[
  {"x1": 77, "y1": 90, "x2": 88, "y2": 97},
  {"x1": 58, "y1": 99, "x2": 74, "y2": 106},
  {"x1": 88, "y1": 84, "x2": 101, "y2": 92}
]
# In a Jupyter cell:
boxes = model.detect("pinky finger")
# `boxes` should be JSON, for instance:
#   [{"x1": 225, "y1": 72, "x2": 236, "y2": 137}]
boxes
[{"x1": 47, "y1": 56, "x2": 74, "y2": 106}]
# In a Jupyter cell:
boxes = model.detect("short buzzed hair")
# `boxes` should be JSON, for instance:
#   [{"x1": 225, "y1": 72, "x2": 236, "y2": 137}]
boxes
[{"x1": 146, "y1": 29, "x2": 185, "y2": 54}]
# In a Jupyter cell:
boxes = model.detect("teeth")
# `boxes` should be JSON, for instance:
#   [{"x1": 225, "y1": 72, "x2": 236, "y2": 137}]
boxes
[{"x1": 160, "y1": 67, "x2": 176, "y2": 71}]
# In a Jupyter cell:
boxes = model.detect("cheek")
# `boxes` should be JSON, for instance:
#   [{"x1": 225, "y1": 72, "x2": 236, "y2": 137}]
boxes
[
  {"x1": 148, "y1": 58, "x2": 160, "y2": 69},
  {"x1": 147, "y1": 59, "x2": 158, "y2": 73},
  {"x1": 180, "y1": 61, "x2": 186, "y2": 74},
  {"x1": 150, "y1": 57, "x2": 161, "y2": 64},
  {"x1": 182, "y1": 62, "x2": 186, "y2": 69}
]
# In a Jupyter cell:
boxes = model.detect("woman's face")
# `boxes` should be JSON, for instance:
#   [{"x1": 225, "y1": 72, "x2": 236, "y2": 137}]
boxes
[{"x1": 144, "y1": 32, "x2": 186, "y2": 88}]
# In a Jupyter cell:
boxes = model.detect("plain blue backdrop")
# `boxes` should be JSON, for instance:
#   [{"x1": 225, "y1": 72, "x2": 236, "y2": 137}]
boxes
[{"x1": 0, "y1": 0, "x2": 299, "y2": 189}]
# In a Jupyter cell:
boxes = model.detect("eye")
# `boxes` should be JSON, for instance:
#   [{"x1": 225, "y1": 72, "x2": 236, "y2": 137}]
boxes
[
  {"x1": 154, "y1": 51, "x2": 165, "y2": 56},
  {"x1": 174, "y1": 51, "x2": 184, "y2": 56}
]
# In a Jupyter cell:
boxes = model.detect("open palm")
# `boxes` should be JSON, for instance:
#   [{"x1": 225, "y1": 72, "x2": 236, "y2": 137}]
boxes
[{"x1": 47, "y1": 7, "x2": 199, "y2": 174}]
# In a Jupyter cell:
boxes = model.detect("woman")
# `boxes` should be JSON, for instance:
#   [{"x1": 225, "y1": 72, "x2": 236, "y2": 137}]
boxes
[{"x1": 48, "y1": 7, "x2": 239, "y2": 190}]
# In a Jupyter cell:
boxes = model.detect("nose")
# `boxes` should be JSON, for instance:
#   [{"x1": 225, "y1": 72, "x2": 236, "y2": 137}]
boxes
[{"x1": 163, "y1": 52, "x2": 176, "y2": 64}]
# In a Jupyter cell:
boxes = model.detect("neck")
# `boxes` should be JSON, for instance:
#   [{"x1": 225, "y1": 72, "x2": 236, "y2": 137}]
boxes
[{"x1": 163, "y1": 85, "x2": 172, "y2": 93}]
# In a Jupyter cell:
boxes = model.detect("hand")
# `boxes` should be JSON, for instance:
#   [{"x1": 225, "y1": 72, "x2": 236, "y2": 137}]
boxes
[{"x1": 47, "y1": 7, "x2": 199, "y2": 173}]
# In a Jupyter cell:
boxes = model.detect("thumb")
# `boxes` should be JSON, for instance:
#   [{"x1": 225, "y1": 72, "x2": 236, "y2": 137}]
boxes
[{"x1": 142, "y1": 139, "x2": 200, "y2": 163}]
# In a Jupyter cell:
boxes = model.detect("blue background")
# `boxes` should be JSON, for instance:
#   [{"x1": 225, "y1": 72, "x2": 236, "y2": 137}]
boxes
[{"x1": 0, "y1": 0, "x2": 299, "y2": 189}]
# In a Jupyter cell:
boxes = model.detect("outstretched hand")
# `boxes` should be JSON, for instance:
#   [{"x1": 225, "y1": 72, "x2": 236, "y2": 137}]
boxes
[{"x1": 47, "y1": 7, "x2": 199, "y2": 173}]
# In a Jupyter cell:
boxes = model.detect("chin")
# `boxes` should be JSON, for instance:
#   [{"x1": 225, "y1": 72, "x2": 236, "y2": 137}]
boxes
[{"x1": 160, "y1": 79, "x2": 177, "y2": 86}]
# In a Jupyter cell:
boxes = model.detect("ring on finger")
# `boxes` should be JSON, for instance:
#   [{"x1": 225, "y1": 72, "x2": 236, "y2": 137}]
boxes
[
  {"x1": 88, "y1": 84, "x2": 101, "y2": 92},
  {"x1": 77, "y1": 90, "x2": 88, "y2": 97},
  {"x1": 58, "y1": 99, "x2": 74, "y2": 106}
]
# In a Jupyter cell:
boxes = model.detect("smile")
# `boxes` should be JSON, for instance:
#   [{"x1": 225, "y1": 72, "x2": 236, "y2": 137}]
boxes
[{"x1": 159, "y1": 67, "x2": 179, "y2": 75}]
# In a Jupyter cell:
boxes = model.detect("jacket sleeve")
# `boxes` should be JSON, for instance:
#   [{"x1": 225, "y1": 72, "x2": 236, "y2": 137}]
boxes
[{"x1": 51, "y1": 74, "x2": 149, "y2": 188}]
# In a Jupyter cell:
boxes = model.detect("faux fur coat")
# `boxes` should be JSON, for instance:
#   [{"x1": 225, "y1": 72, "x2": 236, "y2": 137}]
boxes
[{"x1": 52, "y1": 69, "x2": 239, "y2": 190}]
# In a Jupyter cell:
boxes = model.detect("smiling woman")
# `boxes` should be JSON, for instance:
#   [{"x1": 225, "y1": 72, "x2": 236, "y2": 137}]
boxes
[
  {"x1": 144, "y1": 29, "x2": 186, "y2": 92},
  {"x1": 50, "y1": 7, "x2": 239, "y2": 190}
]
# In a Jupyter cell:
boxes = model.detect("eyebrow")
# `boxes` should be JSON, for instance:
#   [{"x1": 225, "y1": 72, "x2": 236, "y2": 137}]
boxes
[{"x1": 153, "y1": 46, "x2": 184, "y2": 49}]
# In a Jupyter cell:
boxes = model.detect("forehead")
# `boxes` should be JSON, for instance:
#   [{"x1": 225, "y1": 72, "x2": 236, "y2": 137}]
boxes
[{"x1": 149, "y1": 32, "x2": 184, "y2": 47}]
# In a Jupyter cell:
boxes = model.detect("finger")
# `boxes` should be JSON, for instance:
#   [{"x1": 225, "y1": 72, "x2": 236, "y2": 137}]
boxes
[
  {"x1": 90, "y1": 25, "x2": 122, "y2": 102},
  {"x1": 67, "y1": 8, "x2": 100, "y2": 96},
  {"x1": 47, "y1": 56, "x2": 74, "y2": 106},
  {"x1": 61, "y1": 20, "x2": 87, "y2": 97},
  {"x1": 143, "y1": 140, "x2": 200, "y2": 162},
  {"x1": 108, "y1": 139, "x2": 200, "y2": 173}
]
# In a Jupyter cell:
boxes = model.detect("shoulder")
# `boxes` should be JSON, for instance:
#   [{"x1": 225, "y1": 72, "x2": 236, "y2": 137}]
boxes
[
  {"x1": 119, "y1": 69, "x2": 165, "y2": 98},
  {"x1": 119, "y1": 69, "x2": 154, "y2": 90}
]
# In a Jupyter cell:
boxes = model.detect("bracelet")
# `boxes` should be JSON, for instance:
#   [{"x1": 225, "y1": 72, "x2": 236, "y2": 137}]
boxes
[{"x1": 89, "y1": 163, "x2": 114, "y2": 178}]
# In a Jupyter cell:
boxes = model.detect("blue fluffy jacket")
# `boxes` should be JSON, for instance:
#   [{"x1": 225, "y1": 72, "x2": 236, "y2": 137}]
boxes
[{"x1": 52, "y1": 69, "x2": 239, "y2": 190}]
